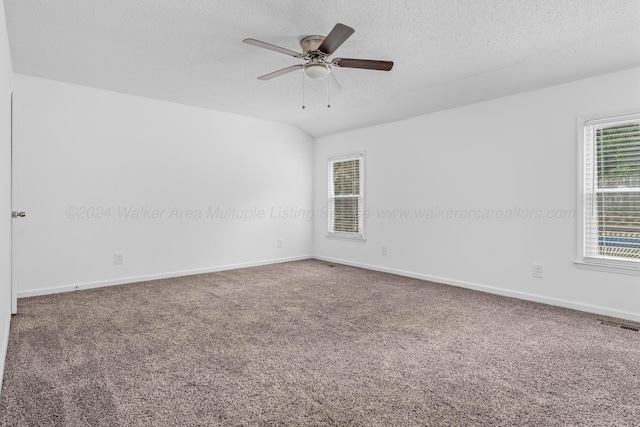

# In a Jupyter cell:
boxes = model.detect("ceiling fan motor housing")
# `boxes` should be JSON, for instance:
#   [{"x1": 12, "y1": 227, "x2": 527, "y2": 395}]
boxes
[{"x1": 300, "y1": 35, "x2": 326, "y2": 54}]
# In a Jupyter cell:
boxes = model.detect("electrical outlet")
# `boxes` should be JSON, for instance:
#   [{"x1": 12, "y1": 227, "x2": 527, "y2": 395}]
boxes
[
  {"x1": 381, "y1": 246, "x2": 388, "y2": 256},
  {"x1": 532, "y1": 264, "x2": 544, "y2": 279},
  {"x1": 114, "y1": 253, "x2": 124, "y2": 265},
  {"x1": 277, "y1": 239, "x2": 283, "y2": 249}
]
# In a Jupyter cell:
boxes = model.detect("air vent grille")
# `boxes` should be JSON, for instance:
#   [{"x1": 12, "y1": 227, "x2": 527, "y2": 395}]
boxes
[{"x1": 597, "y1": 319, "x2": 639, "y2": 332}]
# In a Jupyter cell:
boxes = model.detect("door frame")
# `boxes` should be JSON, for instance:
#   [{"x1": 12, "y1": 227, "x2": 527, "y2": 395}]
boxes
[{"x1": 10, "y1": 92, "x2": 17, "y2": 314}]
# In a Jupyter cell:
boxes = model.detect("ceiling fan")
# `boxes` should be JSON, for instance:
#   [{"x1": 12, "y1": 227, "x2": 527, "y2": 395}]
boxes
[{"x1": 243, "y1": 23, "x2": 393, "y2": 88}]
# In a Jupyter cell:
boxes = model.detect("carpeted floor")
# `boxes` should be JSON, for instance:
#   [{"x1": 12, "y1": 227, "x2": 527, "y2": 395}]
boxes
[{"x1": 0, "y1": 259, "x2": 639, "y2": 426}]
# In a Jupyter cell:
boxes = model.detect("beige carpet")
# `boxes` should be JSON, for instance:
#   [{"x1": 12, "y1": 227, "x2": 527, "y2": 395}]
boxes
[{"x1": 1, "y1": 260, "x2": 639, "y2": 426}]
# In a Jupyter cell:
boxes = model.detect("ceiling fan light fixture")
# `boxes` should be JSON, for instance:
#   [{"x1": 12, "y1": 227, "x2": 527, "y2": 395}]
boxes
[{"x1": 304, "y1": 63, "x2": 330, "y2": 79}]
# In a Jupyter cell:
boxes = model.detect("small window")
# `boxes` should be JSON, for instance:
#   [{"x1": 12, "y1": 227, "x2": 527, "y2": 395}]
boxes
[
  {"x1": 328, "y1": 154, "x2": 364, "y2": 239},
  {"x1": 580, "y1": 113, "x2": 640, "y2": 271}
]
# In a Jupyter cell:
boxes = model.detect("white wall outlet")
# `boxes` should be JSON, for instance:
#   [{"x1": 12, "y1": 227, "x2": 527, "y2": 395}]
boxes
[
  {"x1": 277, "y1": 239, "x2": 283, "y2": 249},
  {"x1": 114, "y1": 253, "x2": 124, "y2": 265},
  {"x1": 532, "y1": 264, "x2": 544, "y2": 279},
  {"x1": 381, "y1": 246, "x2": 388, "y2": 256}
]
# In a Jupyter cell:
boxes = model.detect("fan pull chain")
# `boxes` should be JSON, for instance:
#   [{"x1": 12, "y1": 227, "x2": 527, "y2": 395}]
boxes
[
  {"x1": 327, "y1": 89, "x2": 331, "y2": 109},
  {"x1": 302, "y1": 70, "x2": 306, "y2": 109}
]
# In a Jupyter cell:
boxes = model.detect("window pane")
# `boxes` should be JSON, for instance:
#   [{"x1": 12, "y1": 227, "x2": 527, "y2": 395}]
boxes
[
  {"x1": 333, "y1": 160, "x2": 360, "y2": 196},
  {"x1": 333, "y1": 197, "x2": 359, "y2": 233},
  {"x1": 596, "y1": 191, "x2": 640, "y2": 259},
  {"x1": 597, "y1": 122, "x2": 640, "y2": 189}
]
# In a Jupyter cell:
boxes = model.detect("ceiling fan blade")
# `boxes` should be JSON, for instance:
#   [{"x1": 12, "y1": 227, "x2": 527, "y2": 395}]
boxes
[
  {"x1": 243, "y1": 38, "x2": 302, "y2": 58},
  {"x1": 322, "y1": 70, "x2": 342, "y2": 93},
  {"x1": 332, "y1": 58, "x2": 394, "y2": 71},
  {"x1": 318, "y1": 23, "x2": 355, "y2": 55},
  {"x1": 257, "y1": 65, "x2": 303, "y2": 80}
]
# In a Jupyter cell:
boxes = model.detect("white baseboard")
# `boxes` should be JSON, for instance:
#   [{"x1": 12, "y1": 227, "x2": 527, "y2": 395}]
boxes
[
  {"x1": 0, "y1": 312, "x2": 10, "y2": 395},
  {"x1": 18, "y1": 255, "x2": 314, "y2": 299},
  {"x1": 313, "y1": 256, "x2": 640, "y2": 323}
]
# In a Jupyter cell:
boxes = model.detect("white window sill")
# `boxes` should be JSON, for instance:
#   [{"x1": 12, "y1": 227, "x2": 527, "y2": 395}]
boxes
[
  {"x1": 574, "y1": 260, "x2": 640, "y2": 276},
  {"x1": 325, "y1": 233, "x2": 366, "y2": 242}
]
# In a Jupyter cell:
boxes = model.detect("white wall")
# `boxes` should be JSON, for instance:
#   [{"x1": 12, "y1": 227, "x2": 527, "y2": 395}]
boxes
[
  {"x1": 12, "y1": 75, "x2": 313, "y2": 296},
  {"x1": 0, "y1": 3, "x2": 13, "y2": 392},
  {"x1": 314, "y1": 67, "x2": 640, "y2": 322}
]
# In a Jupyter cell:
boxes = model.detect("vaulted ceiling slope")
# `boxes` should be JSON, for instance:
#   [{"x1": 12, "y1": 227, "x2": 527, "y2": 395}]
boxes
[{"x1": 4, "y1": 0, "x2": 640, "y2": 137}]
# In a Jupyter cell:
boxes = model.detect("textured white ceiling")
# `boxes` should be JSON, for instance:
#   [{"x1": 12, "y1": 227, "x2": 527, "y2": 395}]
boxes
[{"x1": 4, "y1": 0, "x2": 640, "y2": 137}]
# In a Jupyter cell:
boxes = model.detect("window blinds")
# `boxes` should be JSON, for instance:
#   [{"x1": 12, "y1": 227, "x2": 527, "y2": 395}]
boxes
[
  {"x1": 584, "y1": 114, "x2": 640, "y2": 264},
  {"x1": 328, "y1": 156, "x2": 363, "y2": 235}
]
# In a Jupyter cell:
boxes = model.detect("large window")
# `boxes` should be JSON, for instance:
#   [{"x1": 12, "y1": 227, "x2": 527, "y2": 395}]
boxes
[
  {"x1": 328, "y1": 154, "x2": 364, "y2": 238},
  {"x1": 580, "y1": 113, "x2": 640, "y2": 271}
]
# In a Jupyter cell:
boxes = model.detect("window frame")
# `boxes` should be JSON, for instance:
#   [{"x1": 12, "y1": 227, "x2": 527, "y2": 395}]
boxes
[
  {"x1": 327, "y1": 153, "x2": 365, "y2": 240},
  {"x1": 576, "y1": 112, "x2": 640, "y2": 275}
]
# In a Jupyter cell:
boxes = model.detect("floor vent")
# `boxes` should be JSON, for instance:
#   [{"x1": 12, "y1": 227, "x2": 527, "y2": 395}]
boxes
[{"x1": 597, "y1": 319, "x2": 639, "y2": 332}]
